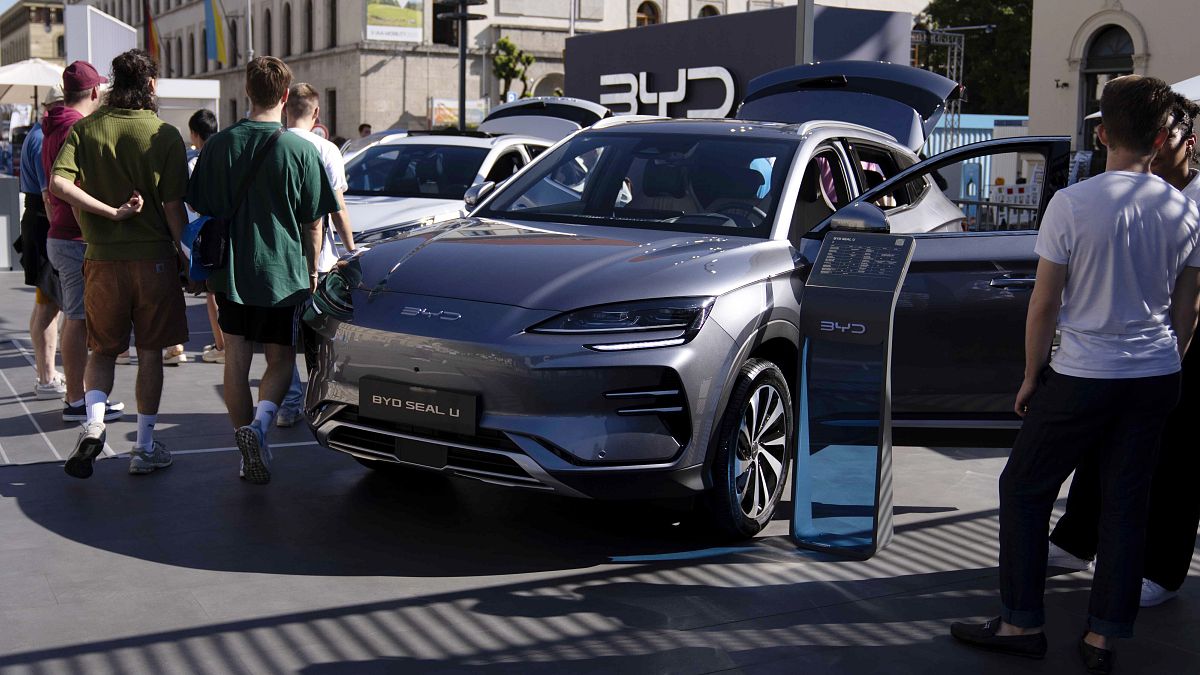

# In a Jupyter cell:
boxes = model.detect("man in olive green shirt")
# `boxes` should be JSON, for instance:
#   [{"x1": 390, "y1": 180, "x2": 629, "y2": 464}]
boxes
[
  {"x1": 50, "y1": 49, "x2": 191, "y2": 480},
  {"x1": 187, "y1": 56, "x2": 338, "y2": 485}
]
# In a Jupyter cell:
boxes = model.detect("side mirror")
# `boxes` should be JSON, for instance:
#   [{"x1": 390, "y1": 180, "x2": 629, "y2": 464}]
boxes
[
  {"x1": 806, "y1": 201, "x2": 890, "y2": 239},
  {"x1": 463, "y1": 181, "x2": 496, "y2": 209}
]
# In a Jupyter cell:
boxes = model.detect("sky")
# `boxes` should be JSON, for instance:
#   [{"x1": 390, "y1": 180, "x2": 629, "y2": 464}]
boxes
[{"x1": 0, "y1": 1, "x2": 18, "y2": 17}]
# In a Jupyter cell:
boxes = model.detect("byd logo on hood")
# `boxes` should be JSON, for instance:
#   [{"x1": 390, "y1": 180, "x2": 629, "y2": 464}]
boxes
[
  {"x1": 820, "y1": 321, "x2": 866, "y2": 335},
  {"x1": 599, "y1": 66, "x2": 735, "y2": 118}
]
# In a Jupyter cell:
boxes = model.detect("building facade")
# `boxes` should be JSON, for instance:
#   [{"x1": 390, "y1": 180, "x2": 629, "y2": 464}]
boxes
[
  {"x1": 74, "y1": 0, "x2": 925, "y2": 134},
  {"x1": 1029, "y1": 0, "x2": 1197, "y2": 151},
  {"x1": 1, "y1": 1, "x2": 66, "y2": 65}
]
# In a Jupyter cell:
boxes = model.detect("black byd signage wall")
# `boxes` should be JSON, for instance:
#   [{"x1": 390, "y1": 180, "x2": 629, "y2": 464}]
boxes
[{"x1": 565, "y1": 6, "x2": 912, "y2": 119}]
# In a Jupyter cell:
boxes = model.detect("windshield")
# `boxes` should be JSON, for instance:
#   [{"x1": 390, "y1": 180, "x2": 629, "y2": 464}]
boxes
[
  {"x1": 477, "y1": 131, "x2": 797, "y2": 237},
  {"x1": 345, "y1": 143, "x2": 490, "y2": 199}
]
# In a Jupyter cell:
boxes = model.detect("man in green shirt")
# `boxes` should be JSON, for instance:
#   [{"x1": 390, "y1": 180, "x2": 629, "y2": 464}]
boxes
[
  {"x1": 187, "y1": 56, "x2": 338, "y2": 485},
  {"x1": 50, "y1": 49, "x2": 190, "y2": 480}
]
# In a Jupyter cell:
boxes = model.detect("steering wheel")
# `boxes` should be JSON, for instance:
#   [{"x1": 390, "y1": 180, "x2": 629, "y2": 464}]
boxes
[{"x1": 713, "y1": 204, "x2": 768, "y2": 228}]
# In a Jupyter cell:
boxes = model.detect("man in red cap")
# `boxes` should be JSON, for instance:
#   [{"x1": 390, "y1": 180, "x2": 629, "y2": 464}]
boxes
[{"x1": 43, "y1": 60, "x2": 125, "y2": 428}]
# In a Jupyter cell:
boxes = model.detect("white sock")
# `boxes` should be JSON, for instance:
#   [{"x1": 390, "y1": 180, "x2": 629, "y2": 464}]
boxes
[
  {"x1": 70, "y1": 398, "x2": 84, "y2": 408},
  {"x1": 136, "y1": 414, "x2": 157, "y2": 449},
  {"x1": 84, "y1": 390, "x2": 107, "y2": 425},
  {"x1": 253, "y1": 401, "x2": 279, "y2": 432}
]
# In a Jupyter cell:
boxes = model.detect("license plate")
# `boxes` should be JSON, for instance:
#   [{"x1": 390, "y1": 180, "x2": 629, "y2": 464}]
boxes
[{"x1": 359, "y1": 378, "x2": 478, "y2": 435}]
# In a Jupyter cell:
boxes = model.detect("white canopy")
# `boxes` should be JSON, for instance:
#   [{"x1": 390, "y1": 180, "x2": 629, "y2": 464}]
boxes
[
  {"x1": 0, "y1": 58, "x2": 64, "y2": 106},
  {"x1": 1084, "y1": 74, "x2": 1200, "y2": 120}
]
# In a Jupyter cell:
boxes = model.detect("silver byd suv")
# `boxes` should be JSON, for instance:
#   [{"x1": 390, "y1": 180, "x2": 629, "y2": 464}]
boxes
[{"x1": 304, "y1": 62, "x2": 1070, "y2": 538}]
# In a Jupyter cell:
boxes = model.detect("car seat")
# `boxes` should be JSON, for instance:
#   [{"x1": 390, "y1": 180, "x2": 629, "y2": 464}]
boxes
[{"x1": 628, "y1": 160, "x2": 702, "y2": 214}]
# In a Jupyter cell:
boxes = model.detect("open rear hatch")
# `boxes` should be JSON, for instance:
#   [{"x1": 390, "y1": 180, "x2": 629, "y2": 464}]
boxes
[
  {"x1": 735, "y1": 61, "x2": 962, "y2": 152},
  {"x1": 477, "y1": 96, "x2": 612, "y2": 142}
]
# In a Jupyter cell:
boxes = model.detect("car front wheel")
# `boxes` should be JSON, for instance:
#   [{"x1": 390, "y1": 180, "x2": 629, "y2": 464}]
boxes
[{"x1": 702, "y1": 358, "x2": 793, "y2": 539}]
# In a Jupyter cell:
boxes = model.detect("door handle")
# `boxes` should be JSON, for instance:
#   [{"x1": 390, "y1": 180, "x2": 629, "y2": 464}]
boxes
[{"x1": 989, "y1": 276, "x2": 1036, "y2": 289}]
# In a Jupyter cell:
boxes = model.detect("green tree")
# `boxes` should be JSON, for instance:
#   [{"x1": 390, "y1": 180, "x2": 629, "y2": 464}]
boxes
[
  {"x1": 919, "y1": 0, "x2": 1032, "y2": 115},
  {"x1": 492, "y1": 36, "x2": 536, "y2": 102}
]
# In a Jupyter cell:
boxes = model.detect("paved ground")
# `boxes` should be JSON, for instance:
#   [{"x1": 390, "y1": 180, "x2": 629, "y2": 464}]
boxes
[{"x1": 0, "y1": 270, "x2": 1196, "y2": 674}]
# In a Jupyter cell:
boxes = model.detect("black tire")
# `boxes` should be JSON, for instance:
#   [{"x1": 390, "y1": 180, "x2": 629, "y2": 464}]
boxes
[{"x1": 701, "y1": 359, "x2": 794, "y2": 539}]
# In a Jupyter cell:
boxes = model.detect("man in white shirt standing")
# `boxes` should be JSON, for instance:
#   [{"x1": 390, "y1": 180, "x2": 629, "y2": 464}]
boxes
[
  {"x1": 278, "y1": 83, "x2": 355, "y2": 427},
  {"x1": 951, "y1": 76, "x2": 1200, "y2": 673},
  {"x1": 1048, "y1": 94, "x2": 1200, "y2": 610}
]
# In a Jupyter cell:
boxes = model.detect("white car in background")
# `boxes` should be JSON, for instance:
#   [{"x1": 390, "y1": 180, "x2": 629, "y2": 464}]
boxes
[{"x1": 345, "y1": 98, "x2": 611, "y2": 236}]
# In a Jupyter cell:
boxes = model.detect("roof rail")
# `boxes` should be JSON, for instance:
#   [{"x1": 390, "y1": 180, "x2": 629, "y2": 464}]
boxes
[
  {"x1": 790, "y1": 120, "x2": 899, "y2": 144},
  {"x1": 590, "y1": 114, "x2": 669, "y2": 129}
]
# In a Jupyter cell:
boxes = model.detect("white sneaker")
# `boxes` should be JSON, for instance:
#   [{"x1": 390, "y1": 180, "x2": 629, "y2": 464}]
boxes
[
  {"x1": 129, "y1": 440, "x2": 173, "y2": 474},
  {"x1": 1140, "y1": 578, "x2": 1178, "y2": 607},
  {"x1": 1047, "y1": 541, "x2": 1093, "y2": 571},
  {"x1": 235, "y1": 422, "x2": 272, "y2": 484},
  {"x1": 201, "y1": 347, "x2": 225, "y2": 363},
  {"x1": 34, "y1": 373, "x2": 66, "y2": 400}
]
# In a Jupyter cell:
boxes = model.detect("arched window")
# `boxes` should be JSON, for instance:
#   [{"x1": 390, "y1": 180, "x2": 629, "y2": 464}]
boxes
[
  {"x1": 56, "y1": 35, "x2": 64, "y2": 58},
  {"x1": 229, "y1": 18, "x2": 239, "y2": 66},
  {"x1": 201, "y1": 27, "x2": 208, "y2": 72},
  {"x1": 263, "y1": 8, "x2": 273, "y2": 55},
  {"x1": 304, "y1": 0, "x2": 313, "y2": 52},
  {"x1": 636, "y1": 1, "x2": 661, "y2": 26},
  {"x1": 283, "y1": 3, "x2": 293, "y2": 56},
  {"x1": 328, "y1": 0, "x2": 337, "y2": 48},
  {"x1": 1081, "y1": 25, "x2": 1134, "y2": 152},
  {"x1": 698, "y1": 5, "x2": 720, "y2": 17},
  {"x1": 187, "y1": 32, "x2": 194, "y2": 75}
]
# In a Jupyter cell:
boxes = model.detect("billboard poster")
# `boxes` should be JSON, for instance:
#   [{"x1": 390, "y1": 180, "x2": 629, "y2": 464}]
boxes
[
  {"x1": 367, "y1": 0, "x2": 423, "y2": 42},
  {"x1": 430, "y1": 98, "x2": 488, "y2": 128}
]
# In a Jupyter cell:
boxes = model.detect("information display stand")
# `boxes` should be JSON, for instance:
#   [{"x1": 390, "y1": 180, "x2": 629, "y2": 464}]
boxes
[{"x1": 791, "y1": 231, "x2": 914, "y2": 559}]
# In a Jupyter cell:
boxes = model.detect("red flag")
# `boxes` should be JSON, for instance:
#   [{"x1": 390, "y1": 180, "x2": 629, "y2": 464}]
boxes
[{"x1": 142, "y1": 0, "x2": 160, "y2": 68}]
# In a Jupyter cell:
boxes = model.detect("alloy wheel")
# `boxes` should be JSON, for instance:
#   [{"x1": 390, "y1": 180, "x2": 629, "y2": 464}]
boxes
[{"x1": 733, "y1": 383, "x2": 787, "y2": 519}]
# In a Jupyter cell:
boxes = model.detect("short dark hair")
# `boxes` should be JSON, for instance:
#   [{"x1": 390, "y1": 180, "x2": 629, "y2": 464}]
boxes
[
  {"x1": 106, "y1": 49, "x2": 158, "y2": 112},
  {"x1": 188, "y1": 109, "x2": 218, "y2": 141},
  {"x1": 1099, "y1": 75, "x2": 1174, "y2": 154},
  {"x1": 63, "y1": 88, "x2": 91, "y2": 106},
  {"x1": 358, "y1": 123, "x2": 371, "y2": 133},
  {"x1": 244, "y1": 56, "x2": 292, "y2": 109},
  {"x1": 1168, "y1": 93, "x2": 1200, "y2": 163},
  {"x1": 285, "y1": 83, "x2": 319, "y2": 121}
]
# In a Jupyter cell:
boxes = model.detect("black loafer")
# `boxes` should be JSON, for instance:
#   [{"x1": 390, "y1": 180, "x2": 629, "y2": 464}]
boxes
[
  {"x1": 950, "y1": 617, "x2": 1048, "y2": 659},
  {"x1": 1079, "y1": 636, "x2": 1114, "y2": 674}
]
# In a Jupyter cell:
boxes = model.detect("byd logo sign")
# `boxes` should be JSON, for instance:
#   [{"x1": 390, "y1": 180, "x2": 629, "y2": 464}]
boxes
[{"x1": 598, "y1": 66, "x2": 735, "y2": 118}]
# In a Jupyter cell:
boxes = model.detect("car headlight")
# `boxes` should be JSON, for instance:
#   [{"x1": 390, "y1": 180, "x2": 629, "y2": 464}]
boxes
[{"x1": 529, "y1": 297, "x2": 714, "y2": 351}]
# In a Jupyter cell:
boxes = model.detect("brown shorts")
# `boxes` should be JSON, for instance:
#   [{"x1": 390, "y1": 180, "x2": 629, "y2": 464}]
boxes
[{"x1": 83, "y1": 257, "x2": 189, "y2": 356}]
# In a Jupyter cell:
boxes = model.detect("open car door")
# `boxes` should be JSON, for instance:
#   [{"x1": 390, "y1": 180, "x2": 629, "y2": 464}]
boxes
[
  {"x1": 806, "y1": 136, "x2": 1072, "y2": 426},
  {"x1": 736, "y1": 61, "x2": 962, "y2": 152},
  {"x1": 478, "y1": 96, "x2": 612, "y2": 142}
]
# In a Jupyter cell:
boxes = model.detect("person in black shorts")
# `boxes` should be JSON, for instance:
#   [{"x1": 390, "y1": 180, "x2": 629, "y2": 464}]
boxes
[{"x1": 186, "y1": 57, "x2": 337, "y2": 484}]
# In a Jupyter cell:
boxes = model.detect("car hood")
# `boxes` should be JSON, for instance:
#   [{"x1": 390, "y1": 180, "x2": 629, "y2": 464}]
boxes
[
  {"x1": 344, "y1": 194, "x2": 466, "y2": 233},
  {"x1": 352, "y1": 217, "x2": 796, "y2": 311}
]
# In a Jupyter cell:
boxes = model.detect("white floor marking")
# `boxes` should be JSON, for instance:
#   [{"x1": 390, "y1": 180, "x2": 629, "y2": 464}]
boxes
[
  {"x1": 0, "y1": 358, "x2": 62, "y2": 461},
  {"x1": 8, "y1": 339, "x2": 116, "y2": 459}
]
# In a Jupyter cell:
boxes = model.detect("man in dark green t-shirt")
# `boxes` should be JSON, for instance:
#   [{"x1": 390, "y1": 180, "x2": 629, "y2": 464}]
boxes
[
  {"x1": 187, "y1": 56, "x2": 338, "y2": 485},
  {"x1": 50, "y1": 49, "x2": 190, "y2": 481}
]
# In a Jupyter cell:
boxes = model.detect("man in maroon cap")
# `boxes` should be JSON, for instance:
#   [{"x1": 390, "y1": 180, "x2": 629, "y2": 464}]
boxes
[{"x1": 43, "y1": 60, "x2": 125, "y2": 427}]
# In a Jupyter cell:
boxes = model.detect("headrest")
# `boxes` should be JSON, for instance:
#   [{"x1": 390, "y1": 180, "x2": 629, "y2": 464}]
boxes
[{"x1": 643, "y1": 161, "x2": 688, "y2": 198}]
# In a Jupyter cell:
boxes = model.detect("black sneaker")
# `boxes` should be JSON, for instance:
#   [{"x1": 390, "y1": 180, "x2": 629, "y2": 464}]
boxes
[
  {"x1": 950, "y1": 617, "x2": 1047, "y2": 659},
  {"x1": 1079, "y1": 635, "x2": 1114, "y2": 674},
  {"x1": 62, "y1": 400, "x2": 125, "y2": 423}
]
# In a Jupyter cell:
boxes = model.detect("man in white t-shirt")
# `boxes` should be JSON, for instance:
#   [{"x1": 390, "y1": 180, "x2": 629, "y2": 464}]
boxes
[
  {"x1": 278, "y1": 83, "x2": 356, "y2": 427},
  {"x1": 1048, "y1": 94, "x2": 1200, "y2": 611},
  {"x1": 951, "y1": 76, "x2": 1200, "y2": 671}
]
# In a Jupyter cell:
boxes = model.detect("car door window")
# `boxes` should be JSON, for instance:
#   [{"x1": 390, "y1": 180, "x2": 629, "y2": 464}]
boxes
[
  {"x1": 524, "y1": 143, "x2": 548, "y2": 160},
  {"x1": 789, "y1": 148, "x2": 852, "y2": 244},
  {"x1": 485, "y1": 149, "x2": 527, "y2": 183},
  {"x1": 865, "y1": 148, "x2": 1051, "y2": 234},
  {"x1": 847, "y1": 142, "x2": 921, "y2": 210}
]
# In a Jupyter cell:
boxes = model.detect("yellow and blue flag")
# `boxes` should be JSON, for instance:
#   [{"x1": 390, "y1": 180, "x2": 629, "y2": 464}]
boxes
[{"x1": 204, "y1": 0, "x2": 227, "y2": 66}]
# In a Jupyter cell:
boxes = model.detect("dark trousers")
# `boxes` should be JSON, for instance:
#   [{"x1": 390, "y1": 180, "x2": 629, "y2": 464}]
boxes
[
  {"x1": 1051, "y1": 347, "x2": 1200, "y2": 592},
  {"x1": 999, "y1": 368, "x2": 1179, "y2": 638}
]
